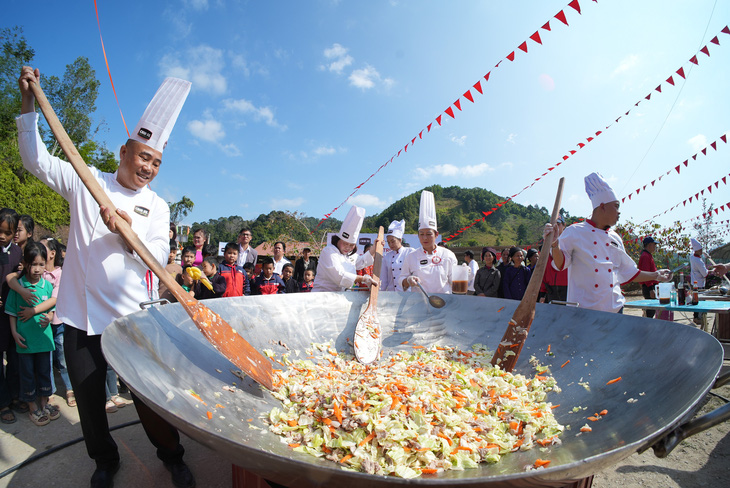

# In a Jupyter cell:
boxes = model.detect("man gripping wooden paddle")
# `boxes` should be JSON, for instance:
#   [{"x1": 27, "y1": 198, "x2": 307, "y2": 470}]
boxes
[{"x1": 18, "y1": 67, "x2": 195, "y2": 488}]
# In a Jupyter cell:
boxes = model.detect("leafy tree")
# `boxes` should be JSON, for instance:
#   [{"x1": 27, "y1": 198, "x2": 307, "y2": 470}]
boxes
[
  {"x1": 516, "y1": 224, "x2": 527, "y2": 243},
  {"x1": 693, "y1": 198, "x2": 723, "y2": 252},
  {"x1": 169, "y1": 196, "x2": 195, "y2": 225}
]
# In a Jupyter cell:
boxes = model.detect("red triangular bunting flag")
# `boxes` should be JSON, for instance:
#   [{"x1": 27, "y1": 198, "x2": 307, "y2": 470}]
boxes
[
  {"x1": 484, "y1": 71, "x2": 491, "y2": 82},
  {"x1": 643, "y1": 185, "x2": 647, "y2": 190},
  {"x1": 444, "y1": 107, "x2": 455, "y2": 119},
  {"x1": 675, "y1": 165, "x2": 680, "y2": 174},
  {"x1": 595, "y1": 131, "x2": 602, "y2": 136},
  {"x1": 570, "y1": 150, "x2": 577, "y2": 155},
  {"x1": 530, "y1": 31, "x2": 543, "y2": 44},
  {"x1": 689, "y1": 55, "x2": 698, "y2": 65},
  {"x1": 636, "y1": 188, "x2": 641, "y2": 195},
  {"x1": 708, "y1": 186, "x2": 712, "y2": 193},
  {"x1": 411, "y1": 137, "x2": 416, "y2": 145},
  {"x1": 427, "y1": 123, "x2": 432, "y2": 132},
  {"x1": 495, "y1": 60, "x2": 502, "y2": 68},
  {"x1": 655, "y1": 85, "x2": 662, "y2": 93},
  {"x1": 473, "y1": 80, "x2": 483, "y2": 94},
  {"x1": 666, "y1": 75, "x2": 675, "y2": 85},
  {"x1": 702, "y1": 148, "x2": 707, "y2": 155},
  {"x1": 436, "y1": 115, "x2": 442, "y2": 126},
  {"x1": 645, "y1": 93, "x2": 652, "y2": 101},
  {"x1": 690, "y1": 197, "x2": 693, "y2": 203},
  {"x1": 554, "y1": 10, "x2": 568, "y2": 25},
  {"x1": 701, "y1": 189, "x2": 705, "y2": 195},
  {"x1": 397, "y1": 149, "x2": 402, "y2": 157},
  {"x1": 621, "y1": 197, "x2": 626, "y2": 203},
  {"x1": 722, "y1": 26, "x2": 730, "y2": 35},
  {"x1": 562, "y1": 155, "x2": 569, "y2": 161},
  {"x1": 506, "y1": 51, "x2": 516, "y2": 62},
  {"x1": 700, "y1": 46, "x2": 710, "y2": 57},
  {"x1": 651, "y1": 180, "x2": 656, "y2": 186},
  {"x1": 628, "y1": 195, "x2": 632, "y2": 200},
  {"x1": 548, "y1": 167, "x2": 555, "y2": 171},
  {"x1": 463, "y1": 90, "x2": 474, "y2": 103},
  {"x1": 586, "y1": 137, "x2": 594, "y2": 142},
  {"x1": 683, "y1": 200, "x2": 686, "y2": 206},
  {"x1": 419, "y1": 130, "x2": 423, "y2": 139},
  {"x1": 723, "y1": 176, "x2": 727, "y2": 185},
  {"x1": 711, "y1": 36, "x2": 720, "y2": 45},
  {"x1": 715, "y1": 208, "x2": 719, "y2": 214},
  {"x1": 676, "y1": 67, "x2": 686, "y2": 79},
  {"x1": 696, "y1": 193, "x2": 700, "y2": 199},
  {"x1": 518, "y1": 41, "x2": 528, "y2": 53},
  {"x1": 578, "y1": 143, "x2": 585, "y2": 148},
  {"x1": 568, "y1": 0, "x2": 581, "y2": 14},
  {"x1": 454, "y1": 99, "x2": 462, "y2": 111},
  {"x1": 692, "y1": 154, "x2": 697, "y2": 160},
  {"x1": 711, "y1": 141, "x2": 717, "y2": 150},
  {"x1": 722, "y1": 134, "x2": 727, "y2": 143},
  {"x1": 715, "y1": 181, "x2": 720, "y2": 189},
  {"x1": 542, "y1": 21, "x2": 551, "y2": 31},
  {"x1": 683, "y1": 160, "x2": 688, "y2": 167}
]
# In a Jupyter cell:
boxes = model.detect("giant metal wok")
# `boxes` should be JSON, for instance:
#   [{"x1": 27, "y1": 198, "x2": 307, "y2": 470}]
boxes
[{"x1": 101, "y1": 292, "x2": 727, "y2": 487}]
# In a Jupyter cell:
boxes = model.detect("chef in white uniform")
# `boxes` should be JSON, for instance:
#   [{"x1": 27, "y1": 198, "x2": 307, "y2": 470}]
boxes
[
  {"x1": 313, "y1": 205, "x2": 378, "y2": 292},
  {"x1": 545, "y1": 172, "x2": 670, "y2": 313},
  {"x1": 17, "y1": 67, "x2": 195, "y2": 488},
  {"x1": 400, "y1": 191, "x2": 458, "y2": 294},
  {"x1": 380, "y1": 219, "x2": 416, "y2": 291},
  {"x1": 689, "y1": 238, "x2": 710, "y2": 288}
]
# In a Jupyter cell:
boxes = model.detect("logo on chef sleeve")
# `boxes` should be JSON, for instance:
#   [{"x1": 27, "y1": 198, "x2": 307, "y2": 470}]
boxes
[{"x1": 134, "y1": 206, "x2": 150, "y2": 217}]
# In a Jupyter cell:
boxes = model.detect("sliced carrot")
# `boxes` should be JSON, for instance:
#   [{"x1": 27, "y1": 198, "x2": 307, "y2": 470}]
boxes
[
  {"x1": 560, "y1": 360, "x2": 570, "y2": 368},
  {"x1": 534, "y1": 459, "x2": 551, "y2": 468},
  {"x1": 339, "y1": 454, "x2": 353, "y2": 464},
  {"x1": 587, "y1": 416, "x2": 598, "y2": 422},
  {"x1": 400, "y1": 341, "x2": 409, "y2": 344},
  {"x1": 421, "y1": 468, "x2": 438, "y2": 474},
  {"x1": 606, "y1": 377, "x2": 622, "y2": 385},
  {"x1": 206, "y1": 411, "x2": 213, "y2": 420},
  {"x1": 599, "y1": 409, "x2": 608, "y2": 416},
  {"x1": 580, "y1": 426, "x2": 592, "y2": 432},
  {"x1": 497, "y1": 306, "x2": 505, "y2": 312},
  {"x1": 412, "y1": 345, "x2": 425, "y2": 349},
  {"x1": 358, "y1": 431, "x2": 376, "y2": 447},
  {"x1": 287, "y1": 419, "x2": 298, "y2": 427},
  {"x1": 288, "y1": 443, "x2": 300, "y2": 448},
  {"x1": 437, "y1": 433, "x2": 453, "y2": 446},
  {"x1": 333, "y1": 401, "x2": 343, "y2": 424},
  {"x1": 547, "y1": 344, "x2": 551, "y2": 353}
]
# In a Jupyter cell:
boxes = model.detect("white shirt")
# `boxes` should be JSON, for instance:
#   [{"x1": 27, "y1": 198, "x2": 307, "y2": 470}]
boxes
[
  {"x1": 17, "y1": 113, "x2": 169, "y2": 335},
  {"x1": 690, "y1": 254, "x2": 709, "y2": 288},
  {"x1": 553, "y1": 220, "x2": 639, "y2": 313},
  {"x1": 400, "y1": 246, "x2": 458, "y2": 294},
  {"x1": 273, "y1": 256, "x2": 291, "y2": 275},
  {"x1": 236, "y1": 245, "x2": 252, "y2": 267},
  {"x1": 467, "y1": 258, "x2": 480, "y2": 292},
  {"x1": 380, "y1": 246, "x2": 417, "y2": 291},
  {"x1": 312, "y1": 244, "x2": 374, "y2": 292}
]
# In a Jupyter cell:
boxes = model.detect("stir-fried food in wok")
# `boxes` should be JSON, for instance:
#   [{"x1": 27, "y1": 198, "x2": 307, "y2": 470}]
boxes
[{"x1": 265, "y1": 343, "x2": 563, "y2": 478}]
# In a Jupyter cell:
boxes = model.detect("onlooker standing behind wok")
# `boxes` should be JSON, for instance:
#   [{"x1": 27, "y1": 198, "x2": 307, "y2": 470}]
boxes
[
  {"x1": 502, "y1": 246, "x2": 531, "y2": 300},
  {"x1": 473, "y1": 247, "x2": 500, "y2": 297}
]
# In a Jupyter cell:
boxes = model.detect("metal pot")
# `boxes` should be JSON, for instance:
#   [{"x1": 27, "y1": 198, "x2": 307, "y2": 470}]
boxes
[{"x1": 101, "y1": 292, "x2": 728, "y2": 487}]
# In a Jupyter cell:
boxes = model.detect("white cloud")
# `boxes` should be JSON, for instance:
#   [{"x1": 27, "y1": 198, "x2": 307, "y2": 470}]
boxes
[
  {"x1": 224, "y1": 98, "x2": 286, "y2": 129},
  {"x1": 349, "y1": 65, "x2": 382, "y2": 90},
  {"x1": 322, "y1": 43, "x2": 354, "y2": 74},
  {"x1": 220, "y1": 143, "x2": 241, "y2": 157},
  {"x1": 313, "y1": 145, "x2": 337, "y2": 156},
  {"x1": 450, "y1": 135, "x2": 467, "y2": 147},
  {"x1": 184, "y1": 0, "x2": 208, "y2": 10},
  {"x1": 687, "y1": 134, "x2": 707, "y2": 152},
  {"x1": 348, "y1": 194, "x2": 390, "y2": 210},
  {"x1": 414, "y1": 162, "x2": 493, "y2": 179},
  {"x1": 229, "y1": 52, "x2": 250, "y2": 77},
  {"x1": 506, "y1": 133, "x2": 517, "y2": 144},
  {"x1": 270, "y1": 197, "x2": 304, "y2": 209},
  {"x1": 160, "y1": 45, "x2": 227, "y2": 95},
  {"x1": 187, "y1": 119, "x2": 225, "y2": 143},
  {"x1": 612, "y1": 54, "x2": 639, "y2": 76},
  {"x1": 221, "y1": 168, "x2": 245, "y2": 180}
]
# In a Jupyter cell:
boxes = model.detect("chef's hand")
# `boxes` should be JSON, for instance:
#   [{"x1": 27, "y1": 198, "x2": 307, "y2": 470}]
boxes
[
  {"x1": 406, "y1": 276, "x2": 420, "y2": 288},
  {"x1": 100, "y1": 206, "x2": 133, "y2": 252},
  {"x1": 713, "y1": 263, "x2": 729, "y2": 276},
  {"x1": 543, "y1": 223, "x2": 559, "y2": 247},
  {"x1": 358, "y1": 275, "x2": 379, "y2": 288},
  {"x1": 655, "y1": 269, "x2": 672, "y2": 282}
]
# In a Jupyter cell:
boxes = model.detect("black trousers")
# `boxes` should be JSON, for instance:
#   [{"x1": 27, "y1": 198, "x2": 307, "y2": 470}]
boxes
[
  {"x1": 64, "y1": 325, "x2": 185, "y2": 470},
  {"x1": 641, "y1": 284, "x2": 656, "y2": 318}
]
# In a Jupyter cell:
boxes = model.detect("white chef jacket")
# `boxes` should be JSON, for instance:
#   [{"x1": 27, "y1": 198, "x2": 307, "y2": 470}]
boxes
[
  {"x1": 273, "y1": 256, "x2": 291, "y2": 275},
  {"x1": 312, "y1": 244, "x2": 374, "y2": 292},
  {"x1": 553, "y1": 220, "x2": 639, "y2": 313},
  {"x1": 380, "y1": 246, "x2": 416, "y2": 291},
  {"x1": 17, "y1": 113, "x2": 169, "y2": 335},
  {"x1": 400, "y1": 246, "x2": 458, "y2": 295},
  {"x1": 467, "y1": 259, "x2": 480, "y2": 292},
  {"x1": 690, "y1": 254, "x2": 709, "y2": 288}
]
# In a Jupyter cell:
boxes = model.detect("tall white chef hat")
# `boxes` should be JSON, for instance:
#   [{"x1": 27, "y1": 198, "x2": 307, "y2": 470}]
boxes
[
  {"x1": 338, "y1": 205, "x2": 365, "y2": 245},
  {"x1": 387, "y1": 219, "x2": 406, "y2": 240},
  {"x1": 130, "y1": 77, "x2": 192, "y2": 153},
  {"x1": 690, "y1": 238, "x2": 702, "y2": 251},
  {"x1": 419, "y1": 190, "x2": 438, "y2": 231},
  {"x1": 584, "y1": 172, "x2": 618, "y2": 209}
]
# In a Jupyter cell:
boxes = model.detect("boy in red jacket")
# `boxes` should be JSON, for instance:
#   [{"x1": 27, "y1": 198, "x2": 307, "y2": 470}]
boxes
[{"x1": 219, "y1": 243, "x2": 250, "y2": 297}]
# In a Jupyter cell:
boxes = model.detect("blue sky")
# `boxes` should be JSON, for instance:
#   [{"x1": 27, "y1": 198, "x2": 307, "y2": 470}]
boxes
[{"x1": 5, "y1": 0, "x2": 730, "y2": 240}]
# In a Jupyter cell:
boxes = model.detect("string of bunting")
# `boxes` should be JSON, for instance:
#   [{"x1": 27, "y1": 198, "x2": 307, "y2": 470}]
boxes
[
  {"x1": 315, "y1": 0, "x2": 593, "y2": 229},
  {"x1": 683, "y1": 200, "x2": 730, "y2": 223},
  {"x1": 443, "y1": 24, "x2": 730, "y2": 241},
  {"x1": 639, "y1": 173, "x2": 730, "y2": 224},
  {"x1": 621, "y1": 131, "x2": 729, "y2": 204}
]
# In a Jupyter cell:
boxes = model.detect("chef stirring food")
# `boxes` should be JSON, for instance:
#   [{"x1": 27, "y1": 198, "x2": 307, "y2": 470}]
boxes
[{"x1": 265, "y1": 343, "x2": 563, "y2": 478}]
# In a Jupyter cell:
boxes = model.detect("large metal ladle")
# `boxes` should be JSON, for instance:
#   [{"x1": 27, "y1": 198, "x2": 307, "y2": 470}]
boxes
[{"x1": 416, "y1": 281, "x2": 446, "y2": 308}]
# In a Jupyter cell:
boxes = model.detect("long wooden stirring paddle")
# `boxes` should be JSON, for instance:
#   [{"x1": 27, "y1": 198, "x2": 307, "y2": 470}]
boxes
[
  {"x1": 491, "y1": 177, "x2": 565, "y2": 372},
  {"x1": 29, "y1": 81, "x2": 274, "y2": 390},
  {"x1": 354, "y1": 226, "x2": 384, "y2": 364}
]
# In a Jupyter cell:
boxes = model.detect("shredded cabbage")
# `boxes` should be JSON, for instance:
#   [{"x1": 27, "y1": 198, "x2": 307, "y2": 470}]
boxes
[{"x1": 264, "y1": 343, "x2": 563, "y2": 478}]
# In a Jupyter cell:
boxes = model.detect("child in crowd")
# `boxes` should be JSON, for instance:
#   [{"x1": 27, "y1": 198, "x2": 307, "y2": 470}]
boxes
[
  {"x1": 180, "y1": 264, "x2": 195, "y2": 296},
  {"x1": 300, "y1": 269, "x2": 315, "y2": 292},
  {"x1": 242, "y1": 262, "x2": 255, "y2": 295},
  {"x1": 193, "y1": 256, "x2": 226, "y2": 299},
  {"x1": 220, "y1": 243, "x2": 250, "y2": 297},
  {"x1": 160, "y1": 239, "x2": 182, "y2": 303},
  {"x1": 5, "y1": 242, "x2": 58, "y2": 426},
  {"x1": 0, "y1": 208, "x2": 23, "y2": 424},
  {"x1": 181, "y1": 246, "x2": 196, "y2": 267},
  {"x1": 14, "y1": 215, "x2": 34, "y2": 254},
  {"x1": 252, "y1": 257, "x2": 285, "y2": 295},
  {"x1": 281, "y1": 263, "x2": 299, "y2": 293},
  {"x1": 202, "y1": 244, "x2": 217, "y2": 262}
]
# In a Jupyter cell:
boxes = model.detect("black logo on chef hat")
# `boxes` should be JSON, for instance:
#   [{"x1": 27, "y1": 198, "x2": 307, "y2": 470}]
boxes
[
  {"x1": 137, "y1": 128, "x2": 152, "y2": 140},
  {"x1": 428, "y1": 220, "x2": 436, "y2": 227},
  {"x1": 342, "y1": 232, "x2": 350, "y2": 239}
]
